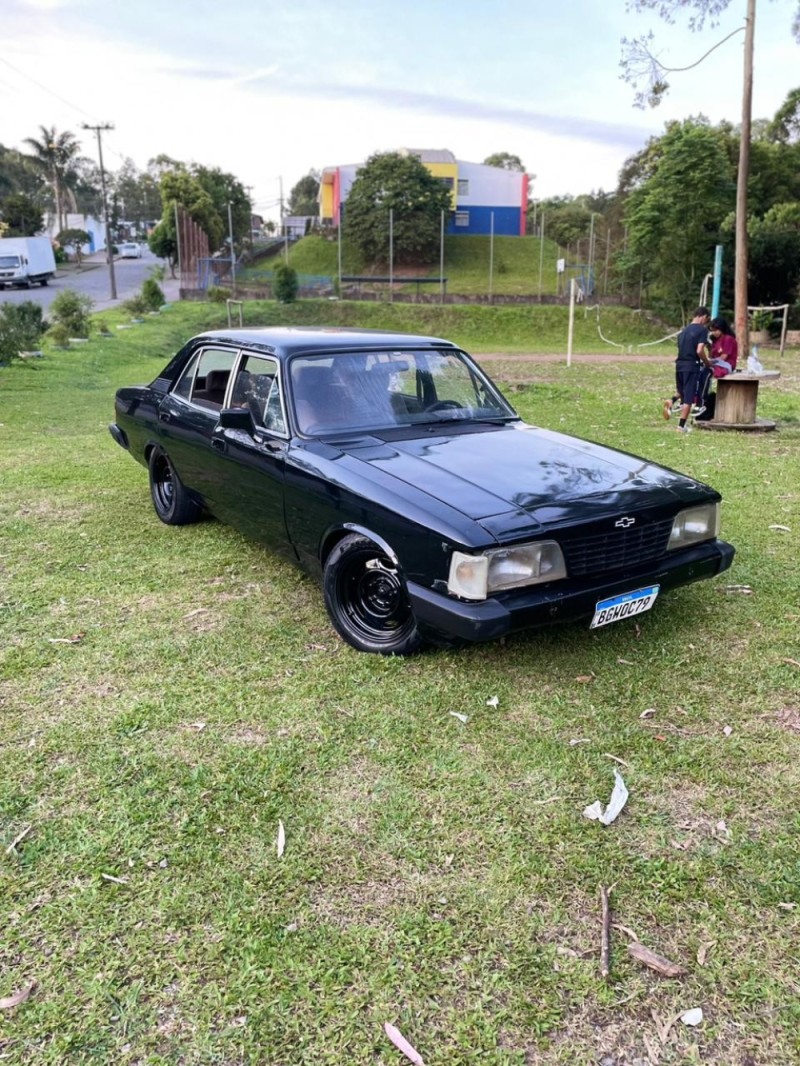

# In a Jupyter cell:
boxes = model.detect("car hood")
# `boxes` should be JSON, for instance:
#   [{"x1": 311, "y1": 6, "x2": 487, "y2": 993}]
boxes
[{"x1": 341, "y1": 423, "x2": 713, "y2": 533}]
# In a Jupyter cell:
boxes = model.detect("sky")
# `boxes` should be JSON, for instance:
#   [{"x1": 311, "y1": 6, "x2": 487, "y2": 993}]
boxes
[{"x1": 2, "y1": 0, "x2": 799, "y2": 223}]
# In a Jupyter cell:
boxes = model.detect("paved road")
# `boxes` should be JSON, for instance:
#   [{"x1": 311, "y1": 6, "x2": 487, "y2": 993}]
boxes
[{"x1": 0, "y1": 248, "x2": 175, "y2": 312}]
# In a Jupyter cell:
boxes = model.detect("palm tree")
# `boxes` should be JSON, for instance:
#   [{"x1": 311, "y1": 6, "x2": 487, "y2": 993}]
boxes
[{"x1": 23, "y1": 125, "x2": 82, "y2": 234}]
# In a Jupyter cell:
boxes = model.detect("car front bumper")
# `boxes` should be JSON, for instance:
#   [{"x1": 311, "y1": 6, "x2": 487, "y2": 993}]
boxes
[{"x1": 407, "y1": 539, "x2": 735, "y2": 644}]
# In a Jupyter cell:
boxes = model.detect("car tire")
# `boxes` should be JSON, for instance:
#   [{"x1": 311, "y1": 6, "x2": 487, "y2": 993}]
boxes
[
  {"x1": 323, "y1": 534, "x2": 424, "y2": 656},
  {"x1": 148, "y1": 448, "x2": 201, "y2": 526}
]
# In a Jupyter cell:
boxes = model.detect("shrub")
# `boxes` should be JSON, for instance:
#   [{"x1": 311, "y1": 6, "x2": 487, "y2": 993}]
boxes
[
  {"x1": 206, "y1": 285, "x2": 232, "y2": 304},
  {"x1": 50, "y1": 289, "x2": 93, "y2": 337},
  {"x1": 274, "y1": 263, "x2": 299, "y2": 304},
  {"x1": 122, "y1": 295, "x2": 149, "y2": 317},
  {"x1": 0, "y1": 301, "x2": 48, "y2": 345},
  {"x1": 46, "y1": 323, "x2": 71, "y2": 349},
  {"x1": 0, "y1": 301, "x2": 48, "y2": 364},
  {"x1": 141, "y1": 277, "x2": 165, "y2": 311}
]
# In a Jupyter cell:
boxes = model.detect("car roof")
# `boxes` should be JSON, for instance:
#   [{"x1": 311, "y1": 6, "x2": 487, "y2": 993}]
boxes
[{"x1": 192, "y1": 326, "x2": 458, "y2": 359}]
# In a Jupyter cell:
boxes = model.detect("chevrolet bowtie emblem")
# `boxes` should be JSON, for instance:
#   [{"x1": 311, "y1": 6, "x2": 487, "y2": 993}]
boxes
[{"x1": 615, "y1": 516, "x2": 636, "y2": 529}]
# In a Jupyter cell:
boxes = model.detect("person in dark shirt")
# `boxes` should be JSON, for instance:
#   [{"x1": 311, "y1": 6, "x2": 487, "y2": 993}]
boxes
[{"x1": 663, "y1": 306, "x2": 711, "y2": 433}]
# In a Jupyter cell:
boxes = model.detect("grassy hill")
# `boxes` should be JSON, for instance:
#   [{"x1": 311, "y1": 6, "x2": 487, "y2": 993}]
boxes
[
  {"x1": 242, "y1": 234, "x2": 566, "y2": 297},
  {"x1": 75, "y1": 296, "x2": 675, "y2": 355}
]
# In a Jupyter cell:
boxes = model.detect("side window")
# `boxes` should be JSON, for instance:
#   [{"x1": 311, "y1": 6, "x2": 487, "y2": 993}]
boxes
[
  {"x1": 172, "y1": 351, "x2": 199, "y2": 401},
  {"x1": 189, "y1": 348, "x2": 236, "y2": 410},
  {"x1": 230, "y1": 353, "x2": 285, "y2": 434}
]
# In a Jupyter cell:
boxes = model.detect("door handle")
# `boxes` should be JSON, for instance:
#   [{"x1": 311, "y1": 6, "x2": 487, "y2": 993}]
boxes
[
  {"x1": 158, "y1": 410, "x2": 171, "y2": 422},
  {"x1": 211, "y1": 437, "x2": 226, "y2": 452}
]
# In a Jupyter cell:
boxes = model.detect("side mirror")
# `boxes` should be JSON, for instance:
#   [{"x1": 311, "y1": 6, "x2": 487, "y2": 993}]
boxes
[{"x1": 218, "y1": 407, "x2": 255, "y2": 433}]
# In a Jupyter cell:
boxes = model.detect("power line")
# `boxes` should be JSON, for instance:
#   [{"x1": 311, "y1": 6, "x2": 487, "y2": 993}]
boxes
[{"x1": 0, "y1": 55, "x2": 100, "y2": 123}]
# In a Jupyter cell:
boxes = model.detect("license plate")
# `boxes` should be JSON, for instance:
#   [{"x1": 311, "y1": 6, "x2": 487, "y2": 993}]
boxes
[{"x1": 590, "y1": 585, "x2": 660, "y2": 629}]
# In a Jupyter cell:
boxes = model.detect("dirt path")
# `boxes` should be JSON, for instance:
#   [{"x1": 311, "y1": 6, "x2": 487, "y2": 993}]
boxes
[{"x1": 476, "y1": 351, "x2": 667, "y2": 363}]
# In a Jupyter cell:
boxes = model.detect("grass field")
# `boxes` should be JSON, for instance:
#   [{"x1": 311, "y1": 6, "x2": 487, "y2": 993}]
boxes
[
  {"x1": 242, "y1": 234, "x2": 566, "y2": 297},
  {"x1": 1, "y1": 299, "x2": 799, "y2": 1065}
]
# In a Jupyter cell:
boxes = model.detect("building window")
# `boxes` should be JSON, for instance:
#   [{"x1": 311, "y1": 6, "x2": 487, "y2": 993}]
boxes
[
  {"x1": 437, "y1": 177, "x2": 454, "y2": 189},
  {"x1": 455, "y1": 211, "x2": 470, "y2": 227},
  {"x1": 457, "y1": 179, "x2": 469, "y2": 196}
]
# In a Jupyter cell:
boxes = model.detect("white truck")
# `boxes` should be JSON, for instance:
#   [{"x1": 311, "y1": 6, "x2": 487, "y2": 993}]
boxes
[{"x1": 0, "y1": 237, "x2": 57, "y2": 289}]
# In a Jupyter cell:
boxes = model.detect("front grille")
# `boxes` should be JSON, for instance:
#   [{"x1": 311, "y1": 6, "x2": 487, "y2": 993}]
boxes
[{"x1": 560, "y1": 517, "x2": 673, "y2": 576}]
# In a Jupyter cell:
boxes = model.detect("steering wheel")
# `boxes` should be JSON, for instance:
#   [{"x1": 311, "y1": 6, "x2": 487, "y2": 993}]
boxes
[{"x1": 425, "y1": 400, "x2": 464, "y2": 412}]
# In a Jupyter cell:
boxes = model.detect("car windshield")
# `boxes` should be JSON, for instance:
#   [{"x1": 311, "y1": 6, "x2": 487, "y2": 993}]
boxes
[
  {"x1": 0, "y1": 256, "x2": 21, "y2": 268},
  {"x1": 290, "y1": 348, "x2": 516, "y2": 435}
]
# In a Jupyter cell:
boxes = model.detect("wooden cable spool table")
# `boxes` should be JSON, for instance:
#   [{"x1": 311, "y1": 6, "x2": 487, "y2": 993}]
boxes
[{"x1": 695, "y1": 369, "x2": 781, "y2": 432}]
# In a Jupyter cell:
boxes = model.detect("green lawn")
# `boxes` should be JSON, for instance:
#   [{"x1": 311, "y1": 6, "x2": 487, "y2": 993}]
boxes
[
  {"x1": 242, "y1": 234, "x2": 566, "y2": 297},
  {"x1": 1, "y1": 300, "x2": 799, "y2": 1065}
]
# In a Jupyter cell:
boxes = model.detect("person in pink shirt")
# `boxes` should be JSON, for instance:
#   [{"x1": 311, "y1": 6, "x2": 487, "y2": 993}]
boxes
[{"x1": 708, "y1": 316, "x2": 738, "y2": 377}]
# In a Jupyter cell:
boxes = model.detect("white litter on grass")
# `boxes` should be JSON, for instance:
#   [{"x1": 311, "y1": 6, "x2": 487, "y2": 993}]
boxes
[
  {"x1": 449, "y1": 712, "x2": 469, "y2": 724},
  {"x1": 570, "y1": 738, "x2": 591, "y2": 746},
  {"x1": 486, "y1": 695, "x2": 499, "y2": 708},
  {"x1": 768, "y1": 525, "x2": 791, "y2": 533},
  {"x1": 583, "y1": 770, "x2": 629, "y2": 826},
  {"x1": 384, "y1": 1022, "x2": 425, "y2": 1065},
  {"x1": 640, "y1": 708, "x2": 657, "y2": 719},
  {"x1": 723, "y1": 725, "x2": 733, "y2": 737},
  {"x1": 277, "y1": 820, "x2": 286, "y2": 858},
  {"x1": 680, "y1": 1007, "x2": 704, "y2": 1026}
]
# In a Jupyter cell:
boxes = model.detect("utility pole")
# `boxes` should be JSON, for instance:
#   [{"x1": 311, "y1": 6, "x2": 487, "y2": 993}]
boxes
[
  {"x1": 735, "y1": 0, "x2": 756, "y2": 363},
  {"x1": 81, "y1": 122, "x2": 117, "y2": 299},
  {"x1": 227, "y1": 201, "x2": 236, "y2": 296}
]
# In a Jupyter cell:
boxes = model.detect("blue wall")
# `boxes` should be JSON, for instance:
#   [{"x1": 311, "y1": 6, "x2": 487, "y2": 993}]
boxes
[{"x1": 447, "y1": 205, "x2": 521, "y2": 236}]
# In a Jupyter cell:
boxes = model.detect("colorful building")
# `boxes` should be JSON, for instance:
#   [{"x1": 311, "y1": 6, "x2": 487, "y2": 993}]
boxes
[{"x1": 319, "y1": 149, "x2": 528, "y2": 236}]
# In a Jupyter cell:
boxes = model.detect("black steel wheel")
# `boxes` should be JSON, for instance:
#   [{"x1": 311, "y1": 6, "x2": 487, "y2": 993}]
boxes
[
  {"x1": 148, "y1": 447, "x2": 201, "y2": 526},
  {"x1": 323, "y1": 534, "x2": 423, "y2": 655}
]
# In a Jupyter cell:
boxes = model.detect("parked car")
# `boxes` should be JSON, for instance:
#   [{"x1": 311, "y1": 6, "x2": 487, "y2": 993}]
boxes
[
  {"x1": 118, "y1": 242, "x2": 142, "y2": 259},
  {"x1": 109, "y1": 328, "x2": 735, "y2": 654}
]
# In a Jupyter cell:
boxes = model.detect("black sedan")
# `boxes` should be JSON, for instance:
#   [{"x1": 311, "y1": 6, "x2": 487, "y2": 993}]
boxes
[{"x1": 110, "y1": 327, "x2": 734, "y2": 654}]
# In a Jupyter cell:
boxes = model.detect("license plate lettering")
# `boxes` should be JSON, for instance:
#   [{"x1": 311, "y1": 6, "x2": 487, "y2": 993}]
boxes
[{"x1": 590, "y1": 585, "x2": 660, "y2": 630}]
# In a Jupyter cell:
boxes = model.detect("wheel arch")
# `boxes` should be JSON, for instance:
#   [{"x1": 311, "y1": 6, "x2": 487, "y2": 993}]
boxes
[{"x1": 320, "y1": 523, "x2": 400, "y2": 570}]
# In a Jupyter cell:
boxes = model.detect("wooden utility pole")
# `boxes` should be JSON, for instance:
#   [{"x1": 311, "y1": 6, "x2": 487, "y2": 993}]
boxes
[
  {"x1": 734, "y1": 0, "x2": 756, "y2": 363},
  {"x1": 81, "y1": 122, "x2": 117, "y2": 300}
]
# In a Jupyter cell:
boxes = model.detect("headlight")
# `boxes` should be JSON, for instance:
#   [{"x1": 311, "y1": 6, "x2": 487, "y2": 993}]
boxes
[
  {"x1": 668, "y1": 502, "x2": 720, "y2": 550},
  {"x1": 448, "y1": 542, "x2": 567, "y2": 600}
]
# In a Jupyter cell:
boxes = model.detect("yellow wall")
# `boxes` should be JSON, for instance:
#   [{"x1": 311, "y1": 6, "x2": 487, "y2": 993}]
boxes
[
  {"x1": 320, "y1": 174, "x2": 336, "y2": 222},
  {"x1": 423, "y1": 162, "x2": 458, "y2": 210}
]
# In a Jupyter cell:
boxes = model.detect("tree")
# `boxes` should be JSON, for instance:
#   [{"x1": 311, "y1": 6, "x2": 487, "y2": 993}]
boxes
[
  {"x1": 535, "y1": 195, "x2": 593, "y2": 247},
  {"x1": 621, "y1": 120, "x2": 735, "y2": 318},
  {"x1": 56, "y1": 228, "x2": 91, "y2": 266},
  {"x1": 766, "y1": 86, "x2": 800, "y2": 144},
  {"x1": 0, "y1": 144, "x2": 47, "y2": 201},
  {"x1": 192, "y1": 165, "x2": 252, "y2": 249},
  {"x1": 0, "y1": 192, "x2": 43, "y2": 236},
  {"x1": 113, "y1": 158, "x2": 161, "y2": 229},
  {"x1": 722, "y1": 202, "x2": 800, "y2": 307},
  {"x1": 23, "y1": 126, "x2": 82, "y2": 233},
  {"x1": 148, "y1": 221, "x2": 178, "y2": 276},
  {"x1": 288, "y1": 171, "x2": 320, "y2": 216},
  {"x1": 483, "y1": 152, "x2": 525, "y2": 171},
  {"x1": 159, "y1": 169, "x2": 223, "y2": 250},
  {"x1": 621, "y1": 1, "x2": 800, "y2": 355},
  {"x1": 344, "y1": 152, "x2": 452, "y2": 265}
]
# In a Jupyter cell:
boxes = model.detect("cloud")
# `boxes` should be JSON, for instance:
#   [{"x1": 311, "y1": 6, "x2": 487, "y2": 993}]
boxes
[
  {"x1": 239, "y1": 74, "x2": 652, "y2": 149},
  {"x1": 160, "y1": 65, "x2": 238, "y2": 81}
]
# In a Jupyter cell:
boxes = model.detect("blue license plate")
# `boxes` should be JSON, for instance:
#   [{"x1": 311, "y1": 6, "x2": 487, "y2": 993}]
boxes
[{"x1": 590, "y1": 585, "x2": 660, "y2": 629}]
